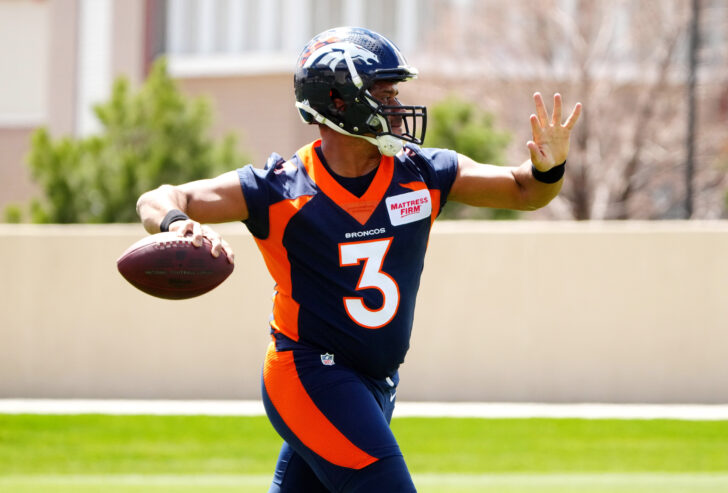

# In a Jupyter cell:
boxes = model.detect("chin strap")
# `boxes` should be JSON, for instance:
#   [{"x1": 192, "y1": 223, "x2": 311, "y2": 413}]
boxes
[{"x1": 295, "y1": 100, "x2": 403, "y2": 156}]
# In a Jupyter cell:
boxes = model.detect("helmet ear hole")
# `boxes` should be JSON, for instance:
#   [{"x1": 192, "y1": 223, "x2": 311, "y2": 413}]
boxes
[{"x1": 329, "y1": 88, "x2": 346, "y2": 115}]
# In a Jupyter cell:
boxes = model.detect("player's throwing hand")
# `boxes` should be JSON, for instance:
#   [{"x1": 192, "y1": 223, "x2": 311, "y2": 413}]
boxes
[{"x1": 169, "y1": 219, "x2": 234, "y2": 263}]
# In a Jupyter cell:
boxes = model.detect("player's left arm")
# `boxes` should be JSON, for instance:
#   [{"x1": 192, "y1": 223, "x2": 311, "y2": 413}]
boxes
[{"x1": 448, "y1": 93, "x2": 581, "y2": 211}]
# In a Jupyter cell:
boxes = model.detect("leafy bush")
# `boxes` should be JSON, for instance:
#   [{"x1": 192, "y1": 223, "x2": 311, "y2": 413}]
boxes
[
  {"x1": 7, "y1": 58, "x2": 249, "y2": 223},
  {"x1": 425, "y1": 95, "x2": 514, "y2": 219}
]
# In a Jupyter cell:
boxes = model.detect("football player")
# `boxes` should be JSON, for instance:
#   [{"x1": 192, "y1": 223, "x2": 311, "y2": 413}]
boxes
[{"x1": 137, "y1": 27, "x2": 581, "y2": 493}]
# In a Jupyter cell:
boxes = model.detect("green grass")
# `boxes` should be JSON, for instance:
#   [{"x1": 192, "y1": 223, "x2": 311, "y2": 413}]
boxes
[
  {"x1": 415, "y1": 474, "x2": 728, "y2": 491},
  {"x1": 3, "y1": 474, "x2": 728, "y2": 493},
  {"x1": 1, "y1": 414, "x2": 727, "y2": 492},
  {"x1": 0, "y1": 415, "x2": 280, "y2": 475},
  {"x1": 394, "y1": 418, "x2": 728, "y2": 472}
]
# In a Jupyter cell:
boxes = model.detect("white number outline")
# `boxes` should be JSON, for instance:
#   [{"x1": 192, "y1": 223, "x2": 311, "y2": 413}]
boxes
[{"x1": 338, "y1": 237, "x2": 400, "y2": 329}]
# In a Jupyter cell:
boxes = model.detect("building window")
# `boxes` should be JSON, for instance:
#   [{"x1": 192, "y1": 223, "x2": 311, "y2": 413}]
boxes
[{"x1": 166, "y1": 0, "x2": 420, "y2": 77}]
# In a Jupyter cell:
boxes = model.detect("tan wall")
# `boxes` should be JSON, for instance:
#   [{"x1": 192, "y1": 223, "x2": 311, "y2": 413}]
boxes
[{"x1": 1, "y1": 221, "x2": 727, "y2": 403}]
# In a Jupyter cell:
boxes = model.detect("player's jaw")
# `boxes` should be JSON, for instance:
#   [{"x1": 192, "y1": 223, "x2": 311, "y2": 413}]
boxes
[
  {"x1": 369, "y1": 81, "x2": 405, "y2": 135},
  {"x1": 388, "y1": 108, "x2": 405, "y2": 136}
]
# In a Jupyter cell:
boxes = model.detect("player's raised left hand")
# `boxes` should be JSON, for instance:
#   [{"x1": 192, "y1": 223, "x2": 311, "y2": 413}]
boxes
[{"x1": 527, "y1": 93, "x2": 581, "y2": 172}]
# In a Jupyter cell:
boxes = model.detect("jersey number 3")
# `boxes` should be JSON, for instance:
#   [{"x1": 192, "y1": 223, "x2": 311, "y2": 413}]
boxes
[{"x1": 339, "y1": 238, "x2": 400, "y2": 329}]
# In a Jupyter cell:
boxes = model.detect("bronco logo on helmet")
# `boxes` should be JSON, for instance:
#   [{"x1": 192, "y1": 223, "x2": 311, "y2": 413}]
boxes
[
  {"x1": 303, "y1": 43, "x2": 379, "y2": 70},
  {"x1": 302, "y1": 42, "x2": 380, "y2": 71}
]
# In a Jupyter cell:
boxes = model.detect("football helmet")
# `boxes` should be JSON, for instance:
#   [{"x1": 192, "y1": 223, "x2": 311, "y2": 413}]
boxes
[{"x1": 294, "y1": 27, "x2": 427, "y2": 156}]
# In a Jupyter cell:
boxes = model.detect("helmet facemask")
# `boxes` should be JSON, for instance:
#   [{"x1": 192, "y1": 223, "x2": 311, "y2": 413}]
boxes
[{"x1": 361, "y1": 92, "x2": 427, "y2": 151}]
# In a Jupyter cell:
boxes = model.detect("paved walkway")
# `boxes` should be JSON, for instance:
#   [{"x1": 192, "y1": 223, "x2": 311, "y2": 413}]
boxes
[{"x1": 2, "y1": 399, "x2": 727, "y2": 420}]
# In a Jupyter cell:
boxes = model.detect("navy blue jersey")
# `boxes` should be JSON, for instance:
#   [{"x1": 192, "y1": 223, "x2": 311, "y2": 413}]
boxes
[{"x1": 238, "y1": 139, "x2": 458, "y2": 378}]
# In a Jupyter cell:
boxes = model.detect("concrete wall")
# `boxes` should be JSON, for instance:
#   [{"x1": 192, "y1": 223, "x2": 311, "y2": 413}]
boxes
[{"x1": 1, "y1": 221, "x2": 727, "y2": 403}]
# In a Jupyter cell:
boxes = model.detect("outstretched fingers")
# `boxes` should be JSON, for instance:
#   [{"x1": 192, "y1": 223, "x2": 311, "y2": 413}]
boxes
[
  {"x1": 528, "y1": 93, "x2": 582, "y2": 169},
  {"x1": 533, "y1": 92, "x2": 549, "y2": 126},
  {"x1": 563, "y1": 102, "x2": 582, "y2": 130},
  {"x1": 534, "y1": 92, "x2": 581, "y2": 129},
  {"x1": 551, "y1": 93, "x2": 562, "y2": 126},
  {"x1": 530, "y1": 114, "x2": 543, "y2": 140}
]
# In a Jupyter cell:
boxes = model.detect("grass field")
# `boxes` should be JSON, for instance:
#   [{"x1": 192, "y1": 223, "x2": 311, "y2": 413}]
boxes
[{"x1": 1, "y1": 414, "x2": 727, "y2": 492}]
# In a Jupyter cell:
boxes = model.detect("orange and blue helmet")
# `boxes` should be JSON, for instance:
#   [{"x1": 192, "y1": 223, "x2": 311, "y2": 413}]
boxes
[{"x1": 294, "y1": 27, "x2": 427, "y2": 156}]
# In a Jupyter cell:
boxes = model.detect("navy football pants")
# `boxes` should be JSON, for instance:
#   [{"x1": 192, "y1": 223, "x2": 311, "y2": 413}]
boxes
[{"x1": 261, "y1": 342, "x2": 416, "y2": 492}]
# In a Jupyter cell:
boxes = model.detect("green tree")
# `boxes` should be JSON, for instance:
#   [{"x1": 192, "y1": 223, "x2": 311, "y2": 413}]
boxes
[
  {"x1": 425, "y1": 95, "x2": 513, "y2": 219},
  {"x1": 8, "y1": 58, "x2": 249, "y2": 223}
]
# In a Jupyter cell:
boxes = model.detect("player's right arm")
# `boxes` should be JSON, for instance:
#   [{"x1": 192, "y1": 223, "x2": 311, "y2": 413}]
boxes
[{"x1": 136, "y1": 170, "x2": 248, "y2": 262}]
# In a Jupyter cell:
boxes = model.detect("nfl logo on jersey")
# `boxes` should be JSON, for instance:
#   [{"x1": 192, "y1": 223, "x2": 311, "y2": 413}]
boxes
[{"x1": 320, "y1": 353, "x2": 335, "y2": 366}]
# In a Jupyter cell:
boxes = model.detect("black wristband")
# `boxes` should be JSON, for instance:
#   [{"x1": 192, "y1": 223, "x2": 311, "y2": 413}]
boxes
[
  {"x1": 159, "y1": 209, "x2": 189, "y2": 232},
  {"x1": 531, "y1": 161, "x2": 566, "y2": 184}
]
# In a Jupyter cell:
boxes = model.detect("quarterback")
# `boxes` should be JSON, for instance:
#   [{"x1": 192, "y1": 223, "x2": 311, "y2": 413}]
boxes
[{"x1": 137, "y1": 27, "x2": 581, "y2": 493}]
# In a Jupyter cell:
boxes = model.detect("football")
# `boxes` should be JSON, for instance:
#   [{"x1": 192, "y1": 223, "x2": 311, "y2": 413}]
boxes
[{"x1": 117, "y1": 232, "x2": 234, "y2": 300}]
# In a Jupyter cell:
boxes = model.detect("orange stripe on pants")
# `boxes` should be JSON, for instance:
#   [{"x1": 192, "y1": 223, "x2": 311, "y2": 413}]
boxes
[{"x1": 262, "y1": 343, "x2": 378, "y2": 470}]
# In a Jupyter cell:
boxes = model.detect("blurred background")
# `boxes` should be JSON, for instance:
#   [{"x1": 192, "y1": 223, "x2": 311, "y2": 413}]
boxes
[
  {"x1": 1, "y1": 0, "x2": 727, "y2": 221},
  {"x1": 1, "y1": 0, "x2": 728, "y2": 405},
  {"x1": 2, "y1": 5, "x2": 728, "y2": 492}
]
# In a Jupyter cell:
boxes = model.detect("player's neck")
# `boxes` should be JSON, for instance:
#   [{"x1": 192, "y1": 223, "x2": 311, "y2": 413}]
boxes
[{"x1": 319, "y1": 127, "x2": 381, "y2": 178}]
